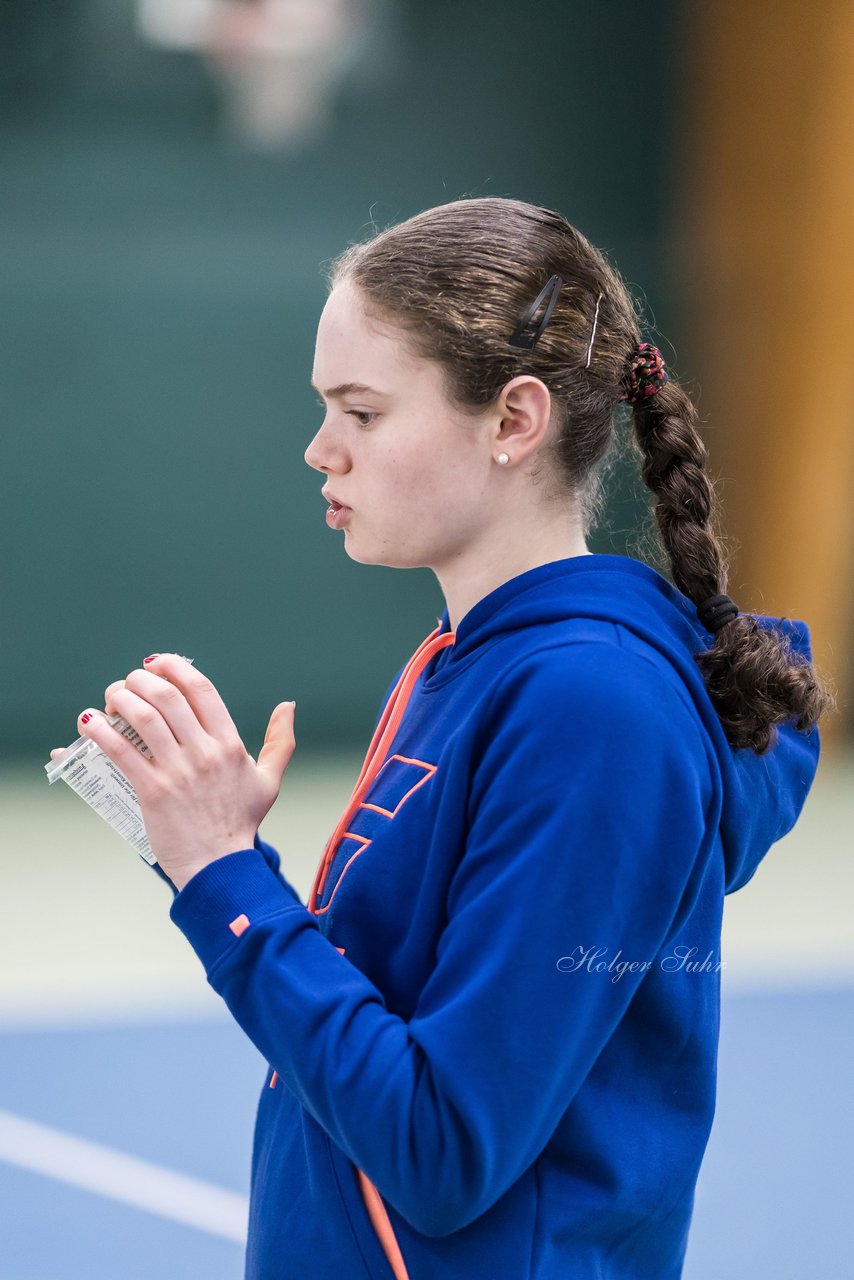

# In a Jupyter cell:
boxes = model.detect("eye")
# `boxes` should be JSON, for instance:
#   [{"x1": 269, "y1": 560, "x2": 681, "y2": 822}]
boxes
[{"x1": 346, "y1": 410, "x2": 377, "y2": 427}]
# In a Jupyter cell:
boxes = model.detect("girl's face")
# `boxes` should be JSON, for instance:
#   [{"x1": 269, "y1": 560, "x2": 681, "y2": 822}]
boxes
[{"x1": 305, "y1": 279, "x2": 498, "y2": 572}]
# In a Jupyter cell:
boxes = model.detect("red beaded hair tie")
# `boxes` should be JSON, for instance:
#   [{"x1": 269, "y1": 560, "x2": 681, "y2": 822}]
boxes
[{"x1": 619, "y1": 342, "x2": 669, "y2": 405}]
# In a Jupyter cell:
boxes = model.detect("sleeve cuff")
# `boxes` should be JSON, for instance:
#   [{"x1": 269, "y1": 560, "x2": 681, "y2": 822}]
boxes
[
  {"x1": 169, "y1": 848, "x2": 308, "y2": 974},
  {"x1": 253, "y1": 831, "x2": 302, "y2": 904}
]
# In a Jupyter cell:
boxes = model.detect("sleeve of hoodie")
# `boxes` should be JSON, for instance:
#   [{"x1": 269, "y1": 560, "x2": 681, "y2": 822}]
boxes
[
  {"x1": 169, "y1": 644, "x2": 713, "y2": 1237},
  {"x1": 149, "y1": 832, "x2": 297, "y2": 901}
]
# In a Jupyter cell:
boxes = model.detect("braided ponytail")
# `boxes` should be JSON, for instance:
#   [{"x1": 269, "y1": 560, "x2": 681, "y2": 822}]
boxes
[{"x1": 628, "y1": 374, "x2": 835, "y2": 754}]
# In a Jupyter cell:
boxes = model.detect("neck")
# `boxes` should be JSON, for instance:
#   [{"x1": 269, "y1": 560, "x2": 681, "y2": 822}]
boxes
[{"x1": 436, "y1": 516, "x2": 590, "y2": 632}]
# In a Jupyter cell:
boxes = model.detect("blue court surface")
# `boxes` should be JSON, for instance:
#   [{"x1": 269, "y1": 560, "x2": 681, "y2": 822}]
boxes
[
  {"x1": 0, "y1": 1018, "x2": 258, "y2": 1279},
  {"x1": 0, "y1": 987, "x2": 850, "y2": 1279}
]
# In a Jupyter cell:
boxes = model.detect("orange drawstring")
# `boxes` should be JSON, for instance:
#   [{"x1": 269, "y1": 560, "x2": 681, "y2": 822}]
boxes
[
  {"x1": 307, "y1": 624, "x2": 455, "y2": 914},
  {"x1": 302, "y1": 621, "x2": 456, "y2": 1280}
]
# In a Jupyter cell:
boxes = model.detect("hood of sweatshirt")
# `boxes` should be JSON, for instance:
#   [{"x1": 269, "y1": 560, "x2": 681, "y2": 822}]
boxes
[{"x1": 423, "y1": 553, "x2": 820, "y2": 895}]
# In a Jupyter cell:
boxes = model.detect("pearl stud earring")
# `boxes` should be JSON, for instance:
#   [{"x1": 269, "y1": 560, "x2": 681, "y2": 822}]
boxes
[{"x1": 497, "y1": 453, "x2": 510, "y2": 465}]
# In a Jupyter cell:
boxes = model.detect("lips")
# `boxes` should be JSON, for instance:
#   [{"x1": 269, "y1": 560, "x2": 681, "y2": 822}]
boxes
[{"x1": 321, "y1": 488, "x2": 350, "y2": 510}]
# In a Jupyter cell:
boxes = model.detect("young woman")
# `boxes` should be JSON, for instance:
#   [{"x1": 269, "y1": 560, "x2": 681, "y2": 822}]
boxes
[{"x1": 69, "y1": 197, "x2": 833, "y2": 1279}]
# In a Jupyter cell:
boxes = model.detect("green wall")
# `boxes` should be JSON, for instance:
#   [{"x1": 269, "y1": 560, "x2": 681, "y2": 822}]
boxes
[{"x1": 1, "y1": 0, "x2": 683, "y2": 759}]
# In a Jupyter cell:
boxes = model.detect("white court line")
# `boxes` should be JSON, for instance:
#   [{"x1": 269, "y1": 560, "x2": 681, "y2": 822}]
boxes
[{"x1": 0, "y1": 1109, "x2": 248, "y2": 1243}]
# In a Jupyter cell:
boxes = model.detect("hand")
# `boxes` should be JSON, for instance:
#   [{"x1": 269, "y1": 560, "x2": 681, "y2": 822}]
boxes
[{"x1": 74, "y1": 654, "x2": 297, "y2": 891}]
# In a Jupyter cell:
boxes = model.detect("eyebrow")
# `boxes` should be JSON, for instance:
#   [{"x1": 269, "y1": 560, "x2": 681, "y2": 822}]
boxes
[{"x1": 311, "y1": 381, "x2": 389, "y2": 400}]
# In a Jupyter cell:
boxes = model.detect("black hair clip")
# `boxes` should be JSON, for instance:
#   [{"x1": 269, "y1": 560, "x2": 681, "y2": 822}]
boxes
[{"x1": 508, "y1": 274, "x2": 564, "y2": 349}]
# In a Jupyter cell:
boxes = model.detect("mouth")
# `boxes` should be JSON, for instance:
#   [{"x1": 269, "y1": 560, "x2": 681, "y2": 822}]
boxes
[
  {"x1": 322, "y1": 490, "x2": 352, "y2": 529},
  {"x1": 321, "y1": 488, "x2": 350, "y2": 510}
]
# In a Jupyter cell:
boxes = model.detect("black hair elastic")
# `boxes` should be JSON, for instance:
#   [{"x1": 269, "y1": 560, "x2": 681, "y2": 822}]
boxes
[
  {"x1": 697, "y1": 594, "x2": 739, "y2": 633},
  {"x1": 508, "y1": 274, "x2": 564, "y2": 349}
]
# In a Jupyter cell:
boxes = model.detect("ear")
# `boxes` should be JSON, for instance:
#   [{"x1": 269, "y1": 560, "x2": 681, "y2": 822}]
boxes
[{"x1": 493, "y1": 376, "x2": 553, "y2": 460}]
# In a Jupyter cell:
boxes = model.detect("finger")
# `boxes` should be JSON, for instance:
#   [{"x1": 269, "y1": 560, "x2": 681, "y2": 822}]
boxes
[
  {"x1": 104, "y1": 679, "x2": 126, "y2": 714},
  {"x1": 77, "y1": 708, "x2": 155, "y2": 786},
  {"x1": 122, "y1": 667, "x2": 208, "y2": 747},
  {"x1": 256, "y1": 702, "x2": 296, "y2": 796},
  {"x1": 103, "y1": 686, "x2": 184, "y2": 766},
  {"x1": 50, "y1": 747, "x2": 67, "y2": 760},
  {"x1": 141, "y1": 654, "x2": 241, "y2": 743}
]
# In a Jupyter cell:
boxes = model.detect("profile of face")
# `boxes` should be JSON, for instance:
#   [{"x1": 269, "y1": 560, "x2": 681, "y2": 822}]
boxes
[{"x1": 305, "y1": 278, "x2": 500, "y2": 573}]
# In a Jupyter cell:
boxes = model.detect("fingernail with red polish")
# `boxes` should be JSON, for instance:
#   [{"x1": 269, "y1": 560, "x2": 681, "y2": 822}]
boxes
[
  {"x1": 81, "y1": 713, "x2": 92, "y2": 725},
  {"x1": 144, "y1": 655, "x2": 160, "y2": 664}
]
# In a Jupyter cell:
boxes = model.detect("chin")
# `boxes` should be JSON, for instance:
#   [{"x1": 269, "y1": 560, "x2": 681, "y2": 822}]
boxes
[
  {"x1": 342, "y1": 536, "x2": 388, "y2": 568},
  {"x1": 343, "y1": 536, "x2": 431, "y2": 572}
]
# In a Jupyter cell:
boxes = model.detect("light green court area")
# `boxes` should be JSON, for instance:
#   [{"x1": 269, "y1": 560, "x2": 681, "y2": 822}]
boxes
[
  {"x1": 1, "y1": 748, "x2": 852, "y2": 1030},
  {"x1": 0, "y1": 752, "x2": 360, "y2": 1026}
]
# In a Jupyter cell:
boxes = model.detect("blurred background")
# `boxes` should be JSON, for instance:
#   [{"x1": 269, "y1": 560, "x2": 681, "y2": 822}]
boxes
[{"x1": 0, "y1": 2, "x2": 851, "y2": 1277}]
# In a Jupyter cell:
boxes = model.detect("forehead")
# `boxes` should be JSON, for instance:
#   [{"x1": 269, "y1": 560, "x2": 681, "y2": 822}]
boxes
[{"x1": 313, "y1": 281, "x2": 426, "y2": 392}]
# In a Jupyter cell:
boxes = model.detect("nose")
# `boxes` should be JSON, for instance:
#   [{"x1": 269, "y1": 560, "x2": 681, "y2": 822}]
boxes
[
  {"x1": 304, "y1": 418, "x2": 348, "y2": 474},
  {"x1": 303, "y1": 430, "x2": 322, "y2": 472}
]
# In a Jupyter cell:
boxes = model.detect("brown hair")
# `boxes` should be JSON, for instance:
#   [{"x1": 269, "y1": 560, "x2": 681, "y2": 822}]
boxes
[{"x1": 327, "y1": 196, "x2": 835, "y2": 755}]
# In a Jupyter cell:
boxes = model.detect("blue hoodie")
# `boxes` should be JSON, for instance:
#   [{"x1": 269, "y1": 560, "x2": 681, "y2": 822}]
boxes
[{"x1": 170, "y1": 553, "x2": 820, "y2": 1280}]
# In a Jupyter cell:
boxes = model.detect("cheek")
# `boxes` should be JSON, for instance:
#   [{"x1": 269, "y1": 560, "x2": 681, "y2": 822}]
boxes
[
  {"x1": 369, "y1": 418, "x2": 486, "y2": 530},
  {"x1": 377, "y1": 443, "x2": 437, "y2": 494},
  {"x1": 386, "y1": 454, "x2": 459, "y2": 522}
]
